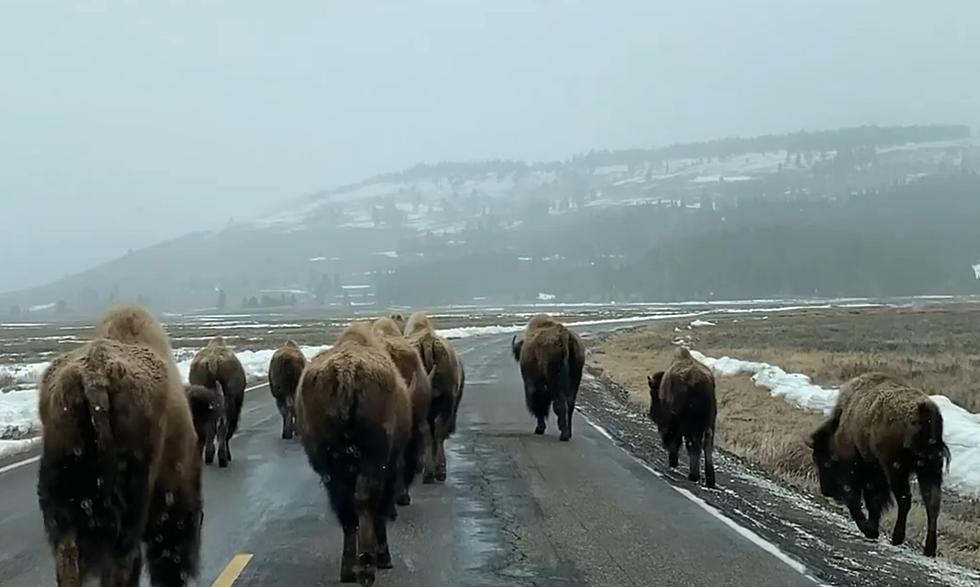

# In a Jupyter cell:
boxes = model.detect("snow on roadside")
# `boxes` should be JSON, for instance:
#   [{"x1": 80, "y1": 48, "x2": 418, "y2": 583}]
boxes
[{"x1": 687, "y1": 349, "x2": 980, "y2": 497}]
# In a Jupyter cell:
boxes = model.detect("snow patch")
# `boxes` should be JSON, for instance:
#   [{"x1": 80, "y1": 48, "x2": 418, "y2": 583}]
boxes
[{"x1": 690, "y1": 319, "x2": 716, "y2": 328}]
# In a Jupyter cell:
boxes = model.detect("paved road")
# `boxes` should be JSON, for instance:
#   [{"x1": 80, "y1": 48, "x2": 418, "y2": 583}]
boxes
[{"x1": 2, "y1": 332, "x2": 819, "y2": 586}]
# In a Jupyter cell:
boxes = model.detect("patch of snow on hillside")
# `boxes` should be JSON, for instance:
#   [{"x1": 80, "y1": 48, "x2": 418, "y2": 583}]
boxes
[
  {"x1": 690, "y1": 175, "x2": 754, "y2": 183},
  {"x1": 0, "y1": 389, "x2": 40, "y2": 440},
  {"x1": 688, "y1": 350, "x2": 980, "y2": 497}
]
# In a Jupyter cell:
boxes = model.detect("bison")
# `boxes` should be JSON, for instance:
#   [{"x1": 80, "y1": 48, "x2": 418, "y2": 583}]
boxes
[
  {"x1": 405, "y1": 311, "x2": 465, "y2": 483},
  {"x1": 188, "y1": 336, "x2": 246, "y2": 467},
  {"x1": 296, "y1": 322, "x2": 414, "y2": 585},
  {"x1": 37, "y1": 304, "x2": 202, "y2": 586},
  {"x1": 510, "y1": 314, "x2": 584, "y2": 441},
  {"x1": 185, "y1": 382, "x2": 224, "y2": 460},
  {"x1": 372, "y1": 317, "x2": 435, "y2": 508},
  {"x1": 808, "y1": 372, "x2": 949, "y2": 557},
  {"x1": 646, "y1": 347, "x2": 717, "y2": 488},
  {"x1": 269, "y1": 340, "x2": 307, "y2": 439}
]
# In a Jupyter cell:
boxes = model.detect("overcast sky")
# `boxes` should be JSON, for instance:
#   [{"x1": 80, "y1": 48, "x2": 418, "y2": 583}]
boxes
[{"x1": 1, "y1": 0, "x2": 978, "y2": 292}]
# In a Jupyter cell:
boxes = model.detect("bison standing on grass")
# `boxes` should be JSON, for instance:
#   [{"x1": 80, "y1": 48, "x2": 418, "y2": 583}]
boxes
[
  {"x1": 405, "y1": 311, "x2": 465, "y2": 483},
  {"x1": 511, "y1": 315, "x2": 585, "y2": 441},
  {"x1": 269, "y1": 340, "x2": 307, "y2": 439},
  {"x1": 372, "y1": 317, "x2": 435, "y2": 508},
  {"x1": 296, "y1": 323, "x2": 413, "y2": 585},
  {"x1": 189, "y1": 336, "x2": 246, "y2": 467},
  {"x1": 808, "y1": 372, "x2": 949, "y2": 557},
  {"x1": 646, "y1": 347, "x2": 717, "y2": 488},
  {"x1": 37, "y1": 304, "x2": 202, "y2": 586}
]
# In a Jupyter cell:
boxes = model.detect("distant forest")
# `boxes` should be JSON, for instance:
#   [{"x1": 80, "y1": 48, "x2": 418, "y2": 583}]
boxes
[{"x1": 374, "y1": 173, "x2": 980, "y2": 305}]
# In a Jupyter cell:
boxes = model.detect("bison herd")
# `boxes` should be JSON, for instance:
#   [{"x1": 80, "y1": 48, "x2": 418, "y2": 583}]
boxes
[{"x1": 33, "y1": 306, "x2": 951, "y2": 585}]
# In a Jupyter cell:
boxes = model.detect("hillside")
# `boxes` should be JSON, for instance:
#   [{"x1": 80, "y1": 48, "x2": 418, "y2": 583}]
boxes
[{"x1": 3, "y1": 124, "x2": 978, "y2": 316}]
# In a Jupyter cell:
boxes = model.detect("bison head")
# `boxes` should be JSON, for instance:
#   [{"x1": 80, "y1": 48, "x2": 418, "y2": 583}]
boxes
[
  {"x1": 807, "y1": 421, "x2": 848, "y2": 500},
  {"x1": 646, "y1": 372, "x2": 665, "y2": 425},
  {"x1": 511, "y1": 335, "x2": 524, "y2": 362}
]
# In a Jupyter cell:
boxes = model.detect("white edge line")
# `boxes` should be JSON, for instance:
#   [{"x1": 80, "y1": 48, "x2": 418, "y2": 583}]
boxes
[
  {"x1": 0, "y1": 383, "x2": 271, "y2": 476},
  {"x1": 577, "y1": 410, "x2": 829, "y2": 586}
]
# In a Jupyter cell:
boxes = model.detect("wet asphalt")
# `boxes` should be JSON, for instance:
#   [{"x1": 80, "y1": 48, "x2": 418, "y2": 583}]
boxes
[{"x1": 1, "y1": 328, "x2": 963, "y2": 586}]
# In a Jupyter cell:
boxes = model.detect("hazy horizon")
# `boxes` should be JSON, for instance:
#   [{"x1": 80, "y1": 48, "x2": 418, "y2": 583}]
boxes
[{"x1": 2, "y1": 1, "x2": 978, "y2": 292}]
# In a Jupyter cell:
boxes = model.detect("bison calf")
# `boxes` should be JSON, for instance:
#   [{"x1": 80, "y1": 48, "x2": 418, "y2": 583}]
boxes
[
  {"x1": 38, "y1": 304, "x2": 202, "y2": 586},
  {"x1": 189, "y1": 336, "x2": 246, "y2": 467},
  {"x1": 511, "y1": 315, "x2": 584, "y2": 441},
  {"x1": 296, "y1": 324, "x2": 413, "y2": 585},
  {"x1": 647, "y1": 347, "x2": 717, "y2": 488},
  {"x1": 185, "y1": 382, "x2": 224, "y2": 460},
  {"x1": 269, "y1": 340, "x2": 307, "y2": 439},
  {"x1": 809, "y1": 372, "x2": 948, "y2": 557}
]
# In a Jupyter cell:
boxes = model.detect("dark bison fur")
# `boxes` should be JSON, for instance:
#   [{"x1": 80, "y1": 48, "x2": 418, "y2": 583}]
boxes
[
  {"x1": 37, "y1": 304, "x2": 202, "y2": 586},
  {"x1": 511, "y1": 314, "x2": 584, "y2": 441},
  {"x1": 269, "y1": 340, "x2": 306, "y2": 440},
  {"x1": 296, "y1": 323, "x2": 413, "y2": 585},
  {"x1": 184, "y1": 383, "x2": 224, "y2": 460},
  {"x1": 647, "y1": 347, "x2": 717, "y2": 488},
  {"x1": 188, "y1": 336, "x2": 246, "y2": 467},
  {"x1": 809, "y1": 372, "x2": 949, "y2": 557}
]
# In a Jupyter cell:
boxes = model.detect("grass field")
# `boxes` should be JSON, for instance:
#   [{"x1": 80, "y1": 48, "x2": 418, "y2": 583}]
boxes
[{"x1": 588, "y1": 302, "x2": 980, "y2": 570}]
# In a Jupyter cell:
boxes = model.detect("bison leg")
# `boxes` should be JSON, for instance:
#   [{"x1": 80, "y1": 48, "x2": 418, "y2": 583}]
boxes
[
  {"x1": 145, "y1": 485, "x2": 202, "y2": 587},
  {"x1": 354, "y1": 476, "x2": 379, "y2": 587},
  {"x1": 99, "y1": 548, "x2": 141, "y2": 587},
  {"x1": 54, "y1": 537, "x2": 82, "y2": 587},
  {"x1": 341, "y1": 522, "x2": 358, "y2": 583},
  {"x1": 553, "y1": 395, "x2": 571, "y2": 442},
  {"x1": 217, "y1": 416, "x2": 231, "y2": 468},
  {"x1": 422, "y1": 417, "x2": 439, "y2": 485},
  {"x1": 703, "y1": 428, "x2": 717, "y2": 489},
  {"x1": 885, "y1": 468, "x2": 912, "y2": 547},
  {"x1": 664, "y1": 430, "x2": 682, "y2": 469},
  {"x1": 917, "y1": 468, "x2": 942, "y2": 557},
  {"x1": 433, "y1": 417, "x2": 449, "y2": 482},
  {"x1": 685, "y1": 435, "x2": 703, "y2": 484},
  {"x1": 374, "y1": 513, "x2": 393, "y2": 570},
  {"x1": 841, "y1": 468, "x2": 875, "y2": 540},
  {"x1": 203, "y1": 421, "x2": 217, "y2": 465},
  {"x1": 280, "y1": 396, "x2": 296, "y2": 440}
]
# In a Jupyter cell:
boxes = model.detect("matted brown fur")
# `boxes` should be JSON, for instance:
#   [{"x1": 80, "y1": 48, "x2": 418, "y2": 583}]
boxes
[
  {"x1": 269, "y1": 340, "x2": 306, "y2": 440},
  {"x1": 647, "y1": 347, "x2": 717, "y2": 487},
  {"x1": 404, "y1": 312, "x2": 465, "y2": 483},
  {"x1": 512, "y1": 315, "x2": 585, "y2": 441},
  {"x1": 810, "y1": 371, "x2": 949, "y2": 556},
  {"x1": 37, "y1": 304, "x2": 202, "y2": 586},
  {"x1": 189, "y1": 336, "x2": 246, "y2": 466},
  {"x1": 373, "y1": 317, "x2": 404, "y2": 339},
  {"x1": 296, "y1": 323, "x2": 413, "y2": 584}
]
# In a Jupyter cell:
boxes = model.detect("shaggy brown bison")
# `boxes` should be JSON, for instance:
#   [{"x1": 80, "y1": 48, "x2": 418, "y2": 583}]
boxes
[
  {"x1": 269, "y1": 340, "x2": 307, "y2": 439},
  {"x1": 386, "y1": 312, "x2": 406, "y2": 333},
  {"x1": 296, "y1": 323, "x2": 414, "y2": 585},
  {"x1": 647, "y1": 347, "x2": 717, "y2": 488},
  {"x1": 185, "y1": 382, "x2": 224, "y2": 459},
  {"x1": 510, "y1": 315, "x2": 584, "y2": 441},
  {"x1": 372, "y1": 317, "x2": 435, "y2": 507},
  {"x1": 37, "y1": 304, "x2": 202, "y2": 586},
  {"x1": 189, "y1": 336, "x2": 246, "y2": 467},
  {"x1": 405, "y1": 311, "x2": 465, "y2": 483},
  {"x1": 808, "y1": 372, "x2": 949, "y2": 557}
]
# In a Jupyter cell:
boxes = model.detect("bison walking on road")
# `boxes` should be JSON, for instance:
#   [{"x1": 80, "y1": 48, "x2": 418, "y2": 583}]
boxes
[
  {"x1": 269, "y1": 340, "x2": 307, "y2": 439},
  {"x1": 808, "y1": 372, "x2": 949, "y2": 557},
  {"x1": 37, "y1": 304, "x2": 202, "y2": 586},
  {"x1": 647, "y1": 347, "x2": 717, "y2": 488},
  {"x1": 405, "y1": 311, "x2": 465, "y2": 483},
  {"x1": 185, "y1": 382, "x2": 224, "y2": 459},
  {"x1": 372, "y1": 317, "x2": 435, "y2": 508},
  {"x1": 189, "y1": 336, "x2": 246, "y2": 467},
  {"x1": 511, "y1": 315, "x2": 585, "y2": 441},
  {"x1": 296, "y1": 323, "x2": 414, "y2": 585}
]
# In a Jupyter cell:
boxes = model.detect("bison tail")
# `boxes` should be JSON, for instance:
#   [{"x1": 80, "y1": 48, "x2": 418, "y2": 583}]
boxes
[
  {"x1": 80, "y1": 348, "x2": 118, "y2": 509},
  {"x1": 914, "y1": 401, "x2": 950, "y2": 472}
]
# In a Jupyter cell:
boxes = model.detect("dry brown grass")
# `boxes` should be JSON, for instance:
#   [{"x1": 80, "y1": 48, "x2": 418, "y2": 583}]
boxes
[{"x1": 589, "y1": 302, "x2": 980, "y2": 570}]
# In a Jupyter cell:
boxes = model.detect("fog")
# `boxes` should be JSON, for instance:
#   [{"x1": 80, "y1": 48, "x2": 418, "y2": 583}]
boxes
[{"x1": 1, "y1": 0, "x2": 978, "y2": 293}]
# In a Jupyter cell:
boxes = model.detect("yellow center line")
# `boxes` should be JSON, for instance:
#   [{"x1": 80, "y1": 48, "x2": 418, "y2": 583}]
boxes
[{"x1": 211, "y1": 553, "x2": 254, "y2": 587}]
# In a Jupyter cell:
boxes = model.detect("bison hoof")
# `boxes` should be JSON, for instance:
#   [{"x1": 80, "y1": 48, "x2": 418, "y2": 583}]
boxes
[
  {"x1": 705, "y1": 476, "x2": 717, "y2": 489},
  {"x1": 687, "y1": 472, "x2": 700, "y2": 483},
  {"x1": 340, "y1": 567, "x2": 357, "y2": 583},
  {"x1": 357, "y1": 555, "x2": 376, "y2": 586},
  {"x1": 860, "y1": 525, "x2": 880, "y2": 540},
  {"x1": 534, "y1": 425, "x2": 546, "y2": 435},
  {"x1": 396, "y1": 493, "x2": 411, "y2": 506},
  {"x1": 376, "y1": 549, "x2": 393, "y2": 569},
  {"x1": 282, "y1": 430, "x2": 293, "y2": 440},
  {"x1": 435, "y1": 470, "x2": 447, "y2": 482},
  {"x1": 891, "y1": 532, "x2": 905, "y2": 546},
  {"x1": 422, "y1": 473, "x2": 437, "y2": 485},
  {"x1": 559, "y1": 432, "x2": 571, "y2": 442}
]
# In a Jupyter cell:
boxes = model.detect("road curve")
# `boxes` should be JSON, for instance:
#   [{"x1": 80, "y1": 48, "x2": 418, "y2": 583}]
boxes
[{"x1": 2, "y1": 331, "x2": 818, "y2": 586}]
